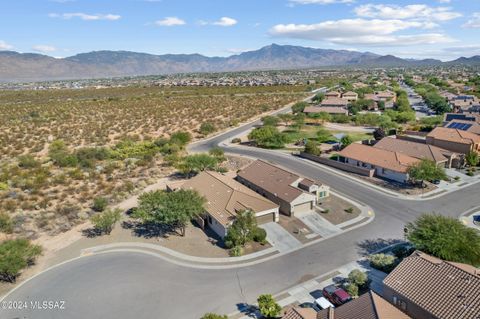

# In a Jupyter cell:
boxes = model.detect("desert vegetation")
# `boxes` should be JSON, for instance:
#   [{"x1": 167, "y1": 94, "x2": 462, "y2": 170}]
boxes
[{"x1": 0, "y1": 85, "x2": 308, "y2": 239}]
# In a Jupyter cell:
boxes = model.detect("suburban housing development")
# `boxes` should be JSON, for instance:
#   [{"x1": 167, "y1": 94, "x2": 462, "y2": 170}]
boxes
[{"x1": 1, "y1": 1, "x2": 480, "y2": 318}]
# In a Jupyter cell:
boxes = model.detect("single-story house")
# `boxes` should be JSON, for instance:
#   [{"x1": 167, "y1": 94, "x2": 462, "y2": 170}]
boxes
[
  {"x1": 338, "y1": 143, "x2": 420, "y2": 183},
  {"x1": 342, "y1": 91, "x2": 358, "y2": 102},
  {"x1": 325, "y1": 91, "x2": 341, "y2": 98},
  {"x1": 168, "y1": 171, "x2": 279, "y2": 238},
  {"x1": 383, "y1": 251, "x2": 480, "y2": 319},
  {"x1": 304, "y1": 106, "x2": 348, "y2": 116},
  {"x1": 316, "y1": 291, "x2": 411, "y2": 319},
  {"x1": 236, "y1": 160, "x2": 330, "y2": 216},
  {"x1": 321, "y1": 97, "x2": 348, "y2": 108},
  {"x1": 375, "y1": 90, "x2": 397, "y2": 102},
  {"x1": 426, "y1": 127, "x2": 480, "y2": 155},
  {"x1": 373, "y1": 137, "x2": 461, "y2": 168}
]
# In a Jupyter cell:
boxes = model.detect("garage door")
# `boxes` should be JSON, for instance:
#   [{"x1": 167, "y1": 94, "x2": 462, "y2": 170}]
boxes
[
  {"x1": 293, "y1": 202, "x2": 312, "y2": 215},
  {"x1": 256, "y1": 212, "x2": 275, "y2": 224}
]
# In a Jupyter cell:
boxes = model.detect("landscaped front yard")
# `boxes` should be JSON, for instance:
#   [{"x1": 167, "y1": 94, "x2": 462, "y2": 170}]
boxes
[{"x1": 316, "y1": 195, "x2": 361, "y2": 225}]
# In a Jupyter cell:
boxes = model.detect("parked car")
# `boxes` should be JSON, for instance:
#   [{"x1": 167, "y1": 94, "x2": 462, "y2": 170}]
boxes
[
  {"x1": 322, "y1": 284, "x2": 352, "y2": 305},
  {"x1": 314, "y1": 297, "x2": 335, "y2": 310}
]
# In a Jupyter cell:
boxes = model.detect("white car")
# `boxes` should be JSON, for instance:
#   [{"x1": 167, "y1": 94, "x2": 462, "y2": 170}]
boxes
[{"x1": 315, "y1": 297, "x2": 335, "y2": 310}]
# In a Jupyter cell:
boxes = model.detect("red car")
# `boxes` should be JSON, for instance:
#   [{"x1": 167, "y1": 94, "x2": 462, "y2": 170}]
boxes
[{"x1": 322, "y1": 284, "x2": 352, "y2": 306}]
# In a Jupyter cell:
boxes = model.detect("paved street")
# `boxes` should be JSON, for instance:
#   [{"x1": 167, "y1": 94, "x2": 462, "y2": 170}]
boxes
[{"x1": 2, "y1": 98, "x2": 480, "y2": 319}]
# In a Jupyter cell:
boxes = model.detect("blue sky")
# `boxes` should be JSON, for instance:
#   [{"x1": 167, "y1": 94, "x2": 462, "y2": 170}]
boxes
[{"x1": 0, "y1": 0, "x2": 479, "y2": 60}]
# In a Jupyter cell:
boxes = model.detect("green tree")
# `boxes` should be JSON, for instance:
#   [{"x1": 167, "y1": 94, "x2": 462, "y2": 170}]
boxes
[
  {"x1": 257, "y1": 294, "x2": 281, "y2": 319},
  {"x1": 248, "y1": 126, "x2": 286, "y2": 149},
  {"x1": 292, "y1": 101, "x2": 308, "y2": 114},
  {"x1": 304, "y1": 140, "x2": 321, "y2": 156},
  {"x1": 200, "y1": 313, "x2": 228, "y2": 319},
  {"x1": 340, "y1": 135, "x2": 353, "y2": 148},
  {"x1": 199, "y1": 122, "x2": 216, "y2": 136},
  {"x1": 261, "y1": 116, "x2": 280, "y2": 127},
  {"x1": 91, "y1": 209, "x2": 122, "y2": 235},
  {"x1": 224, "y1": 210, "x2": 258, "y2": 248},
  {"x1": 177, "y1": 154, "x2": 218, "y2": 176},
  {"x1": 134, "y1": 189, "x2": 206, "y2": 236},
  {"x1": 312, "y1": 92, "x2": 325, "y2": 103},
  {"x1": 406, "y1": 214, "x2": 480, "y2": 267},
  {"x1": 0, "y1": 212, "x2": 13, "y2": 234},
  {"x1": 407, "y1": 159, "x2": 447, "y2": 184},
  {"x1": 348, "y1": 269, "x2": 368, "y2": 288},
  {"x1": 465, "y1": 151, "x2": 479, "y2": 167},
  {"x1": 0, "y1": 239, "x2": 42, "y2": 282},
  {"x1": 277, "y1": 113, "x2": 294, "y2": 126},
  {"x1": 18, "y1": 155, "x2": 40, "y2": 169},
  {"x1": 369, "y1": 253, "x2": 397, "y2": 273},
  {"x1": 316, "y1": 127, "x2": 333, "y2": 143},
  {"x1": 92, "y1": 196, "x2": 108, "y2": 212}
]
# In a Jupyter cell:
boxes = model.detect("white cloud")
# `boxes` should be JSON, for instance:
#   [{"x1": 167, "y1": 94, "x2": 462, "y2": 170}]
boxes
[
  {"x1": 213, "y1": 17, "x2": 237, "y2": 27},
  {"x1": 49, "y1": 13, "x2": 121, "y2": 21},
  {"x1": 463, "y1": 12, "x2": 480, "y2": 28},
  {"x1": 270, "y1": 19, "x2": 454, "y2": 46},
  {"x1": 32, "y1": 45, "x2": 57, "y2": 53},
  {"x1": 354, "y1": 4, "x2": 461, "y2": 22},
  {"x1": 154, "y1": 17, "x2": 186, "y2": 26},
  {"x1": 0, "y1": 40, "x2": 13, "y2": 50},
  {"x1": 438, "y1": 0, "x2": 451, "y2": 3},
  {"x1": 289, "y1": 0, "x2": 355, "y2": 4}
]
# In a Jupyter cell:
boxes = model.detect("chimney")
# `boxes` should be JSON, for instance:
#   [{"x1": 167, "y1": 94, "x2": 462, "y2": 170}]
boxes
[{"x1": 328, "y1": 307, "x2": 335, "y2": 319}]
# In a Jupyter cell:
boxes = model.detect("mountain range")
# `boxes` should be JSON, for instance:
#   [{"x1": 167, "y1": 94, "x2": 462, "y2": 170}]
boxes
[{"x1": 0, "y1": 44, "x2": 479, "y2": 82}]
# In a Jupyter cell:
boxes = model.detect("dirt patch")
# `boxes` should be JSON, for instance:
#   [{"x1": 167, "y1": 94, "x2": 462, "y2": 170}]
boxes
[
  {"x1": 316, "y1": 194, "x2": 360, "y2": 225},
  {"x1": 278, "y1": 214, "x2": 316, "y2": 243}
]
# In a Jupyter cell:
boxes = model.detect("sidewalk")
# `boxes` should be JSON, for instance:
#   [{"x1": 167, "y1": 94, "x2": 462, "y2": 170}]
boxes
[{"x1": 460, "y1": 206, "x2": 480, "y2": 231}]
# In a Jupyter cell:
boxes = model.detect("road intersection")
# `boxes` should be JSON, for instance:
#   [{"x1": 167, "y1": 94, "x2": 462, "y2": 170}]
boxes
[{"x1": 2, "y1": 98, "x2": 479, "y2": 319}]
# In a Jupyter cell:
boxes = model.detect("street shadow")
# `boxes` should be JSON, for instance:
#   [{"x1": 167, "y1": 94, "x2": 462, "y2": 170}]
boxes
[
  {"x1": 81, "y1": 227, "x2": 102, "y2": 238},
  {"x1": 356, "y1": 238, "x2": 405, "y2": 256},
  {"x1": 236, "y1": 303, "x2": 259, "y2": 318}
]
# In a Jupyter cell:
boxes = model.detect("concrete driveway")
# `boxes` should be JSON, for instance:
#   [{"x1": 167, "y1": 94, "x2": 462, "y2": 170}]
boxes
[
  {"x1": 295, "y1": 211, "x2": 342, "y2": 237},
  {"x1": 260, "y1": 222, "x2": 302, "y2": 253}
]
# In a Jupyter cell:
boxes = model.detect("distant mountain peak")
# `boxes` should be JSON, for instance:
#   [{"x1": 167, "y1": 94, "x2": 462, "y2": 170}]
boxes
[{"x1": 0, "y1": 44, "x2": 477, "y2": 82}]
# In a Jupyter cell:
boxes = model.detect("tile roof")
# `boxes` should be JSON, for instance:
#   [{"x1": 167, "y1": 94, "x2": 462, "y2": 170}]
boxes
[
  {"x1": 427, "y1": 127, "x2": 480, "y2": 145},
  {"x1": 181, "y1": 171, "x2": 278, "y2": 226},
  {"x1": 321, "y1": 98, "x2": 348, "y2": 107},
  {"x1": 316, "y1": 291, "x2": 411, "y2": 319},
  {"x1": 338, "y1": 143, "x2": 420, "y2": 173},
  {"x1": 342, "y1": 91, "x2": 358, "y2": 97},
  {"x1": 283, "y1": 307, "x2": 317, "y2": 319},
  {"x1": 383, "y1": 251, "x2": 480, "y2": 319},
  {"x1": 304, "y1": 106, "x2": 348, "y2": 114},
  {"x1": 237, "y1": 160, "x2": 314, "y2": 203},
  {"x1": 374, "y1": 137, "x2": 450, "y2": 163}
]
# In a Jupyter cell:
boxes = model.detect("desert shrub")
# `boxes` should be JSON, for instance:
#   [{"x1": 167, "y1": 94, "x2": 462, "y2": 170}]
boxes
[
  {"x1": 199, "y1": 122, "x2": 216, "y2": 135},
  {"x1": 90, "y1": 209, "x2": 122, "y2": 235},
  {"x1": 252, "y1": 227, "x2": 267, "y2": 244},
  {"x1": 344, "y1": 283, "x2": 359, "y2": 297},
  {"x1": 369, "y1": 253, "x2": 397, "y2": 273},
  {"x1": 0, "y1": 182, "x2": 8, "y2": 191},
  {"x1": 18, "y1": 155, "x2": 40, "y2": 168},
  {"x1": 169, "y1": 131, "x2": 192, "y2": 147},
  {"x1": 92, "y1": 197, "x2": 108, "y2": 212},
  {"x1": 229, "y1": 246, "x2": 243, "y2": 257},
  {"x1": 304, "y1": 140, "x2": 321, "y2": 156},
  {"x1": 0, "y1": 212, "x2": 13, "y2": 234},
  {"x1": 345, "y1": 207, "x2": 354, "y2": 214},
  {"x1": 231, "y1": 138, "x2": 241, "y2": 143},
  {"x1": 200, "y1": 313, "x2": 228, "y2": 319},
  {"x1": 0, "y1": 239, "x2": 42, "y2": 283},
  {"x1": 110, "y1": 139, "x2": 159, "y2": 161},
  {"x1": 209, "y1": 147, "x2": 226, "y2": 162},
  {"x1": 75, "y1": 147, "x2": 111, "y2": 168}
]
